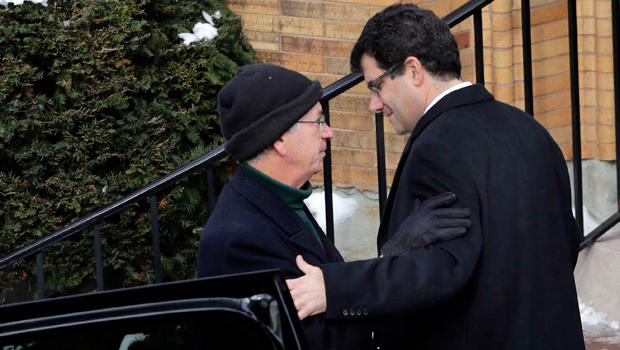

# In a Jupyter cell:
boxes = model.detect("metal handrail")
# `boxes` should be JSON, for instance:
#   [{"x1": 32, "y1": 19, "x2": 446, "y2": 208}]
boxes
[
  {"x1": 0, "y1": 147, "x2": 227, "y2": 269},
  {"x1": 580, "y1": 212, "x2": 620, "y2": 249},
  {"x1": 444, "y1": 0, "x2": 494, "y2": 26}
]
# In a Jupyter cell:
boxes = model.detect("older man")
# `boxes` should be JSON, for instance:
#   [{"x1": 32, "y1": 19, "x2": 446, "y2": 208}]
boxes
[{"x1": 197, "y1": 63, "x2": 471, "y2": 350}]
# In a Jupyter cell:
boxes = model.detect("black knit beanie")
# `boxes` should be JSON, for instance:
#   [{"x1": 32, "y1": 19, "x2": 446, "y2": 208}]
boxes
[{"x1": 218, "y1": 63, "x2": 323, "y2": 161}]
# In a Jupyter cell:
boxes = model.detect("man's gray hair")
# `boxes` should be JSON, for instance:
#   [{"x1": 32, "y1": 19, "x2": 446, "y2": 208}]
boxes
[
  {"x1": 288, "y1": 122, "x2": 300, "y2": 133},
  {"x1": 247, "y1": 121, "x2": 300, "y2": 165}
]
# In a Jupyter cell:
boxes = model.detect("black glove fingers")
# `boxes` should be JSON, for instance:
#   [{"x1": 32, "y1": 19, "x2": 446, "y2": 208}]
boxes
[
  {"x1": 420, "y1": 191, "x2": 456, "y2": 210},
  {"x1": 436, "y1": 218, "x2": 472, "y2": 228},
  {"x1": 431, "y1": 207, "x2": 470, "y2": 218},
  {"x1": 429, "y1": 227, "x2": 468, "y2": 243}
]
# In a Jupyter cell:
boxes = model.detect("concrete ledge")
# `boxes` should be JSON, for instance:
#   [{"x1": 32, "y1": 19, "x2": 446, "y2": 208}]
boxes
[{"x1": 575, "y1": 224, "x2": 620, "y2": 322}]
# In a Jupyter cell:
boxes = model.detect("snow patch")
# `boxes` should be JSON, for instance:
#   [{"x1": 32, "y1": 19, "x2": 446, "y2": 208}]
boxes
[
  {"x1": 580, "y1": 298, "x2": 620, "y2": 330},
  {"x1": 178, "y1": 11, "x2": 220, "y2": 46},
  {"x1": 304, "y1": 190, "x2": 358, "y2": 233}
]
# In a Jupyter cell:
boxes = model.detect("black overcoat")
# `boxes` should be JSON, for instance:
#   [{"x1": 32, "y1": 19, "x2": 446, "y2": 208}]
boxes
[
  {"x1": 322, "y1": 84, "x2": 585, "y2": 349},
  {"x1": 198, "y1": 167, "x2": 372, "y2": 350}
]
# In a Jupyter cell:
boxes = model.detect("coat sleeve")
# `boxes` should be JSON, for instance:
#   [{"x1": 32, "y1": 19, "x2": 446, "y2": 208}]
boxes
[
  {"x1": 322, "y1": 134, "x2": 484, "y2": 319},
  {"x1": 198, "y1": 225, "x2": 302, "y2": 279}
]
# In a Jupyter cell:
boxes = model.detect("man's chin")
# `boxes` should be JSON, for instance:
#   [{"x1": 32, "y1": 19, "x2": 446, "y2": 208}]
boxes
[{"x1": 395, "y1": 129, "x2": 408, "y2": 135}]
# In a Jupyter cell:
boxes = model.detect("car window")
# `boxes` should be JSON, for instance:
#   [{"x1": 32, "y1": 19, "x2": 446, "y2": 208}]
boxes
[{"x1": 0, "y1": 299, "x2": 283, "y2": 350}]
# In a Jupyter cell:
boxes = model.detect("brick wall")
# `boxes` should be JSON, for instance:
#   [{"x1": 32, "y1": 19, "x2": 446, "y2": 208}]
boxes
[
  {"x1": 480, "y1": 0, "x2": 615, "y2": 161},
  {"x1": 224, "y1": 0, "x2": 616, "y2": 189}
]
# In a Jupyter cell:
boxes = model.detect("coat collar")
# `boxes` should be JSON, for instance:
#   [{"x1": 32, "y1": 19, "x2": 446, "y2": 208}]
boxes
[
  {"x1": 230, "y1": 168, "x2": 334, "y2": 261},
  {"x1": 377, "y1": 84, "x2": 494, "y2": 246},
  {"x1": 409, "y1": 83, "x2": 493, "y2": 149}
]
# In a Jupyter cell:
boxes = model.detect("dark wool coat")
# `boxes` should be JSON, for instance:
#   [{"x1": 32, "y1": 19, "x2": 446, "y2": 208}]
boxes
[
  {"x1": 322, "y1": 84, "x2": 585, "y2": 349},
  {"x1": 197, "y1": 168, "x2": 372, "y2": 350}
]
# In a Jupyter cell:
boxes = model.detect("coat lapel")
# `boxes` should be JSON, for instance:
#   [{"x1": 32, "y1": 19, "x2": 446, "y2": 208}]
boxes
[
  {"x1": 230, "y1": 169, "x2": 330, "y2": 262},
  {"x1": 377, "y1": 84, "x2": 494, "y2": 249},
  {"x1": 409, "y1": 84, "x2": 494, "y2": 141},
  {"x1": 303, "y1": 206, "x2": 344, "y2": 262}
]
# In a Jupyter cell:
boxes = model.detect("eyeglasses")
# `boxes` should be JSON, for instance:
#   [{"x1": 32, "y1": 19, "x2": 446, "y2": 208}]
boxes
[
  {"x1": 297, "y1": 113, "x2": 326, "y2": 136},
  {"x1": 367, "y1": 63, "x2": 401, "y2": 97}
]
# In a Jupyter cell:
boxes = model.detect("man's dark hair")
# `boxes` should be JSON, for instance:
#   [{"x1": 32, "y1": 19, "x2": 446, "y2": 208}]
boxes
[{"x1": 351, "y1": 3, "x2": 461, "y2": 80}]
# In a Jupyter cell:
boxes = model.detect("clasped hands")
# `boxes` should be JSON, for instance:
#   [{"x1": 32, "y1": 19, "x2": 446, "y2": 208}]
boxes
[{"x1": 286, "y1": 192, "x2": 471, "y2": 320}]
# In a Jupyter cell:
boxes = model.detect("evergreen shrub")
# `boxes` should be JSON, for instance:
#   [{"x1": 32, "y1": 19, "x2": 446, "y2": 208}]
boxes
[{"x1": 0, "y1": 0, "x2": 254, "y2": 301}]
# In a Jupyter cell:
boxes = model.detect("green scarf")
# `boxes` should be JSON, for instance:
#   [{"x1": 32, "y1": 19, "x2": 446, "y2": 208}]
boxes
[{"x1": 240, "y1": 162, "x2": 325, "y2": 250}]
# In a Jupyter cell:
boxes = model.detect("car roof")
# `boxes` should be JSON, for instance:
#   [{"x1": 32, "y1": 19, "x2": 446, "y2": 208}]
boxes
[{"x1": 0, "y1": 269, "x2": 307, "y2": 349}]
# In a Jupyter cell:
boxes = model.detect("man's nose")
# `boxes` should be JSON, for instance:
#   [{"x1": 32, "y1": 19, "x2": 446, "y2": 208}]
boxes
[
  {"x1": 322, "y1": 123, "x2": 334, "y2": 139},
  {"x1": 369, "y1": 93, "x2": 384, "y2": 114}
]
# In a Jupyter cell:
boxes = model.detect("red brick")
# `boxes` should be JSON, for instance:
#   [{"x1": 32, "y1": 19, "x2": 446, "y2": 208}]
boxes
[
  {"x1": 599, "y1": 142, "x2": 616, "y2": 160},
  {"x1": 325, "y1": 22, "x2": 364, "y2": 40},
  {"x1": 598, "y1": 109, "x2": 615, "y2": 125},
  {"x1": 332, "y1": 147, "x2": 376, "y2": 167},
  {"x1": 226, "y1": 0, "x2": 279, "y2": 15},
  {"x1": 326, "y1": 57, "x2": 350, "y2": 75},
  {"x1": 329, "y1": 112, "x2": 374, "y2": 132},
  {"x1": 281, "y1": 36, "x2": 323, "y2": 55},
  {"x1": 330, "y1": 94, "x2": 371, "y2": 115},
  {"x1": 256, "y1": 51, "x2": 324, "y2": 73},
  {"x1": 531, "y1": 2, "x2": 567, "y2": 26},
  {"x1": 533, "y1": 73, "x2": 570, "y2": 96},
  {"x1": 535, "y1": 108, "x2": 572, "y2": 129},
  {"x1": 598, "y1": 125, "x2": 616, "y2": 143},
  {"x1": 277, "y1": 16, "x2": 323, "y2": 36},
  {"x1": 533, "y1": 90, "x2": 571, "y2": 114},
  {"x1": 454, "y1": 31, "x2": 470, "y2": 49}
]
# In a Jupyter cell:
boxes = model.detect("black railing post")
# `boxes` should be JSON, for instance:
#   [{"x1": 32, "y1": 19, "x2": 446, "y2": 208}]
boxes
[
  {"x1": 568, "y1": 0, "x2": 583, "y2": 236},
  {"x1": 36, "y1": 252, "x2": 44, "y2": 299},
  {"x1": 93, "y1": 223, "x2": 104, "y2": 291},
  {"x1": 0, "y1": 146, "x2": 227, "y2": 271},
  {"x1": 521, "y1": 0, "x2": 533, "y2": 116},
  {"x1": 375, "y1": 112, "x2": 388, "y2": 218},
  {"x1": 581, "y1": 212, "x2": 620, "y2": 249},
  {"x1": 321, "y1": 100, "x2": 335, "y2": 243},
  {"x1": 474, "y1": 9, "x2": 485, "y2": 84},
  {"x1": 149, "y1": 196, "x2": 163, "y2": 283}
]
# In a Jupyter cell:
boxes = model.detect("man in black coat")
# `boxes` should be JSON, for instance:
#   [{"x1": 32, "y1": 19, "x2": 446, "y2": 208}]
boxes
[
  {"x1": 197, "y1": 63, "x2": 471, "y2": 349},
  {"x1": 286, "y1": 4, "x2": 586, "y2": 349}
]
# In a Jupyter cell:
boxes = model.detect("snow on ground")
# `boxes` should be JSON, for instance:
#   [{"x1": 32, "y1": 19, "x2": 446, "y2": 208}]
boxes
[
  {"x1": 577, "y1": 205, "x2": 620, "y2": 341},
  {"x1": 580, "y1": 298, "x2": 620, "y2": 346},
  {"x1": 580, "y1": 298, "x2": 620, "y2": 331},
  {"x1": 304, "y1": 190, "x2": 358, "y2": 233}
]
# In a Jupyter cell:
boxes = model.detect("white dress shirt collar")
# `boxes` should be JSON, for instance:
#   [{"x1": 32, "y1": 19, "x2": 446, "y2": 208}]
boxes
[{"x1": 423, "y1": 81, "x2": 473, "y2": 115}]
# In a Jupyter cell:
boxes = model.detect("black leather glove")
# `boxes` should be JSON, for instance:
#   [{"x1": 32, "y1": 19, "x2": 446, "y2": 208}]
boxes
[{"x1": 380, "y1": 192, "x2": 471, "y2": 256}]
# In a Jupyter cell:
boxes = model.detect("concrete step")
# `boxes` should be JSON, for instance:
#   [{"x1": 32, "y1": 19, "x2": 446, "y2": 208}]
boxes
[{"x1": 575, "y1": 223, "x2": 620, "y2": 349}]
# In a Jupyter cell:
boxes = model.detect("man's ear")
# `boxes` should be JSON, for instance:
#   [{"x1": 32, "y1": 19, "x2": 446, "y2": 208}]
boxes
[
  {"x1": 404, "y1": 56, "x2": 423, "y2": 86},
  {"x1": 272, "y1": 137, "x2": 287, "y2": 156}
]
